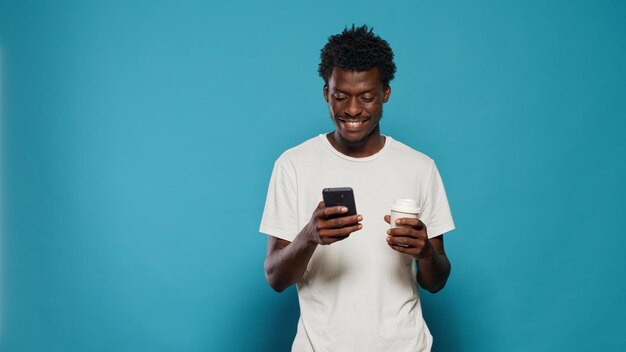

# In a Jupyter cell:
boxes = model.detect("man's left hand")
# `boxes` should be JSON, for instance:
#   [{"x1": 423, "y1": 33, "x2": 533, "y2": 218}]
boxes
[{"x1": 383, "y1": 215, "x2": 433, "y2": 261}]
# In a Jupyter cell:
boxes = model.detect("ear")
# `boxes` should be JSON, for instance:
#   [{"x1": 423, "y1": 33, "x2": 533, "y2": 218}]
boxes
[
  {"x1": 323, "y1": 84, "x2": 329, "y2": 102},
  {"x1": 383, "y1": 85, "x2": 391, "y2": 103}
]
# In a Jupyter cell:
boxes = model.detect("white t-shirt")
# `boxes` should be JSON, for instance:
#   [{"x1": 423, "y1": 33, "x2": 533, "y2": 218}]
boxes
[{"x1": 260, "y1": 134, "x2": 455, "y2": 352}]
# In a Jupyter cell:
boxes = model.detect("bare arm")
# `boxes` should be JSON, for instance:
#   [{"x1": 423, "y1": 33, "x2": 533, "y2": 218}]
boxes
[
  {"x1": 264, "y1": 201, "x2": 363, "y2": 292},
  {"x1": 264, "y1": 235, "x2": 317, "y2": 292},
  {"x1": 416, "y1": 235, "x2": 450, "y2": 293}
]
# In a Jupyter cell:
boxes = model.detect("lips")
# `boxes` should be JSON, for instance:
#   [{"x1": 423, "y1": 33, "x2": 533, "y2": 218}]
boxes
[{"x1": 338, "y1": 118, "x2": 369, "y2": 130}]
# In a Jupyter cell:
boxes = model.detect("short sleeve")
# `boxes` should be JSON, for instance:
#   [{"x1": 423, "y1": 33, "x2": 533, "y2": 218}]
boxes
[
  {"x1": 259, "y1": 156, "x2": 299, "y2": 242},
  {"x1": 420, "y1": 162, "x2": 456, "y2": 239}
]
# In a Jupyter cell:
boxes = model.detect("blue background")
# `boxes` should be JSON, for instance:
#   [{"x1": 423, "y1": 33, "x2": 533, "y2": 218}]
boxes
[{"x1": 1, "y1": 0, "x2": 625, "y2": 351}]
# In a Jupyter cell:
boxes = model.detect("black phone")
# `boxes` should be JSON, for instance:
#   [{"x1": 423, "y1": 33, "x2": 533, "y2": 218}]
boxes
[{"x1": 322, "y1": 187, "x2": 357, "y2": 218}]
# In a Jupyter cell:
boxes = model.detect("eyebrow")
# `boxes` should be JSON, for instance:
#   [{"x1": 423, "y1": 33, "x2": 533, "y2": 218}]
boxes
[{"x1": 331, "y1": 88, "x2": 376, "y2": 95}]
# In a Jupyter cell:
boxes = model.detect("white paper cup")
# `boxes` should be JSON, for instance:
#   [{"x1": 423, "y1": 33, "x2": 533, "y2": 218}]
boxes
[{"x1": 390, "y1": 199, "x2": 421, "y2": 229}]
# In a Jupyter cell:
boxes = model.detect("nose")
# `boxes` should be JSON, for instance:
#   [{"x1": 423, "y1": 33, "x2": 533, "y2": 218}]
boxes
[{"x1": 344, "y1": 97, "x2": 363, "y2": 117}]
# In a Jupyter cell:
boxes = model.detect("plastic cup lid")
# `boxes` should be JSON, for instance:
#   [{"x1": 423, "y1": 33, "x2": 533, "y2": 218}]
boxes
[{"x1": 390, "y1": 199, "x2": 421, "y2": 213}]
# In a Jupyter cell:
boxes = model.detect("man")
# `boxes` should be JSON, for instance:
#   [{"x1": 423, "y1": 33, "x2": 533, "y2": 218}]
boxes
[{"x1": 260, "y1": 25, "x2": 455, "y2": 352}]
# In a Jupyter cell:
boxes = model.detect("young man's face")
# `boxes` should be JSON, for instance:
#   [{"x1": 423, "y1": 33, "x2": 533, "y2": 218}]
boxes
[{"x1": 323, "y1": 67, "x2": 391, "y2": 146}]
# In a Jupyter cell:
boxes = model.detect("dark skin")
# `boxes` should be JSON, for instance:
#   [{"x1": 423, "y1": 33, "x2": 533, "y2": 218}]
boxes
[{"x1": 264, "y1": 68, "x2": 450, "y2": 293}]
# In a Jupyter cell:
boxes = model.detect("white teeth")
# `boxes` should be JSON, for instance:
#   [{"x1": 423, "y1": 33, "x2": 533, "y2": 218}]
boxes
[{"x1": 344, "y1": 120, "x2": 364, "y2": 127}]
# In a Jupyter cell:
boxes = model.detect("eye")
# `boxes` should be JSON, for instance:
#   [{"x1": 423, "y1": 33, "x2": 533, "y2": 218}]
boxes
[
  {"x1": 361, "y1": 95, "x2": 374, "y2": 102},
  {"x1": 333, "y1": 94, "x2": 347, "y2": 101}
]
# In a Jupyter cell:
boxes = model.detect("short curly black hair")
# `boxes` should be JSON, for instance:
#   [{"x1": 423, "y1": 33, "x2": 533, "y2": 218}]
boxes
[{"x1": 319, "y1": 24, "x2": 396, "y2": 87}]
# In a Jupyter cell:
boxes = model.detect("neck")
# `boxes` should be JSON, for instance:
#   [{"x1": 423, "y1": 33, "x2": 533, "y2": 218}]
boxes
[{"x1": 327, "y1": 127, "x2": 385, "y2": 158}]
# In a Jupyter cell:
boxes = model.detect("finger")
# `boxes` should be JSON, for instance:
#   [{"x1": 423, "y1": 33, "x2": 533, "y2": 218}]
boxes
[
  {"x1": 387, "y1": 227, "x2": 422, "y2": 238},
  {"x1": 321, "y1": 205, "x2": 349, "y2": 219},
  {"x1": 390, "y1": 242, "x2": 410, "y2": 248},
  {"x1": 389, "y1": 243, "x2": 419, "y2": 256},
  {"x1": 321, "y1": 214, "x2": 362, "y2": 229},
  {"x1": 386, "y1": 235, "x2": 423, "y2": 248},
  {"x1": 394, "y1": 217, "x2": 426, "y2": 231},
  {"x1": 320, "y1": 223, "x2": 363, "y2": 237},
  {"x1": 384, "y1": 215, "x2": 390, "y2": 224}
]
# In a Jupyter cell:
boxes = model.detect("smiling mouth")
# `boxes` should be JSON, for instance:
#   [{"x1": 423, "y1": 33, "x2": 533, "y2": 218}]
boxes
[{"x1": 338, "y1": 118, "x2": 369, "y2": 128}]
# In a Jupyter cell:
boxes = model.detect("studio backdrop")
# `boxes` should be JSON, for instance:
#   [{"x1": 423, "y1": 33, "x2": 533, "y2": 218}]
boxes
[{"x1": 1, "y1": 0, "x2": 625, "y2": 351}]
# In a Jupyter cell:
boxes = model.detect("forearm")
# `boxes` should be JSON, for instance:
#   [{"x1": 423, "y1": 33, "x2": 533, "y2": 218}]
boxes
[
  {"x1": 417, "y1": 246, "x2": 451, "y2": 293},
  {"x1": 264, "y1": 225, "x2": 318, "y2": 292}
]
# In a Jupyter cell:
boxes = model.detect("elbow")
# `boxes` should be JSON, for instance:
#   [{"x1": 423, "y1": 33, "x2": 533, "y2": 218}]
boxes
[
  {"x1": 421, "y1": 263, "x2": 451, "y2": 294},
  {"x1": 264, "y1": 260, "x2": 289, "y2": 293},
  {"x1": 266, "y1": 273, "x2": 288, "y2": 293},
  {"x1": 421, "y1": 277, "x2": 448, "y2": 294},
  {"x1": 425, "y1": 282, "x2": 446, "y2": 294},
  {"x1": 270, "y1": 282, "x2": 288, "y2": 293}
]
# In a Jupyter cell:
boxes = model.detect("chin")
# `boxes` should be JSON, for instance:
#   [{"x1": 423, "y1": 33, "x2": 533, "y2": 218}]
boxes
[{"x1": 336, "y1": 130, "x2": 370, "y2": 146}]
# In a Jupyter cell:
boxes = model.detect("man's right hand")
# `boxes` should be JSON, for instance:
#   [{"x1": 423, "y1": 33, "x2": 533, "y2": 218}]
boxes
[
  {"x1": 265, "y1": 201, "x2": 362, "y2": 291},
  {"x1": 305, "y1": 201, "x2": 363, "y2": 245}
]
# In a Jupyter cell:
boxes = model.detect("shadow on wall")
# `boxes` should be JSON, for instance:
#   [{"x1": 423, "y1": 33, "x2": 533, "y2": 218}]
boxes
[
  {"x1": 262, "y1": 287, "x2": 299, "y2": 352},
  {"x1": 237, "y1": 285, "x2": 300, "y2": 351},
  {"x1": 421, "y1": 290, "x2": 464, "y2": 352}
]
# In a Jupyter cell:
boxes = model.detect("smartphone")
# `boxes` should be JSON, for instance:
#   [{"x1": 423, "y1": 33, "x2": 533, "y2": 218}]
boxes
[{"x1": 322, "y1": 187, "x2": 357, "y2": 219}]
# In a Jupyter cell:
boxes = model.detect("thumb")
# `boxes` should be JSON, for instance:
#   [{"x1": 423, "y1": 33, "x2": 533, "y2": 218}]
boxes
[{"x1": 383, "y1": 215, "x2": 391, "y2": 224}]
